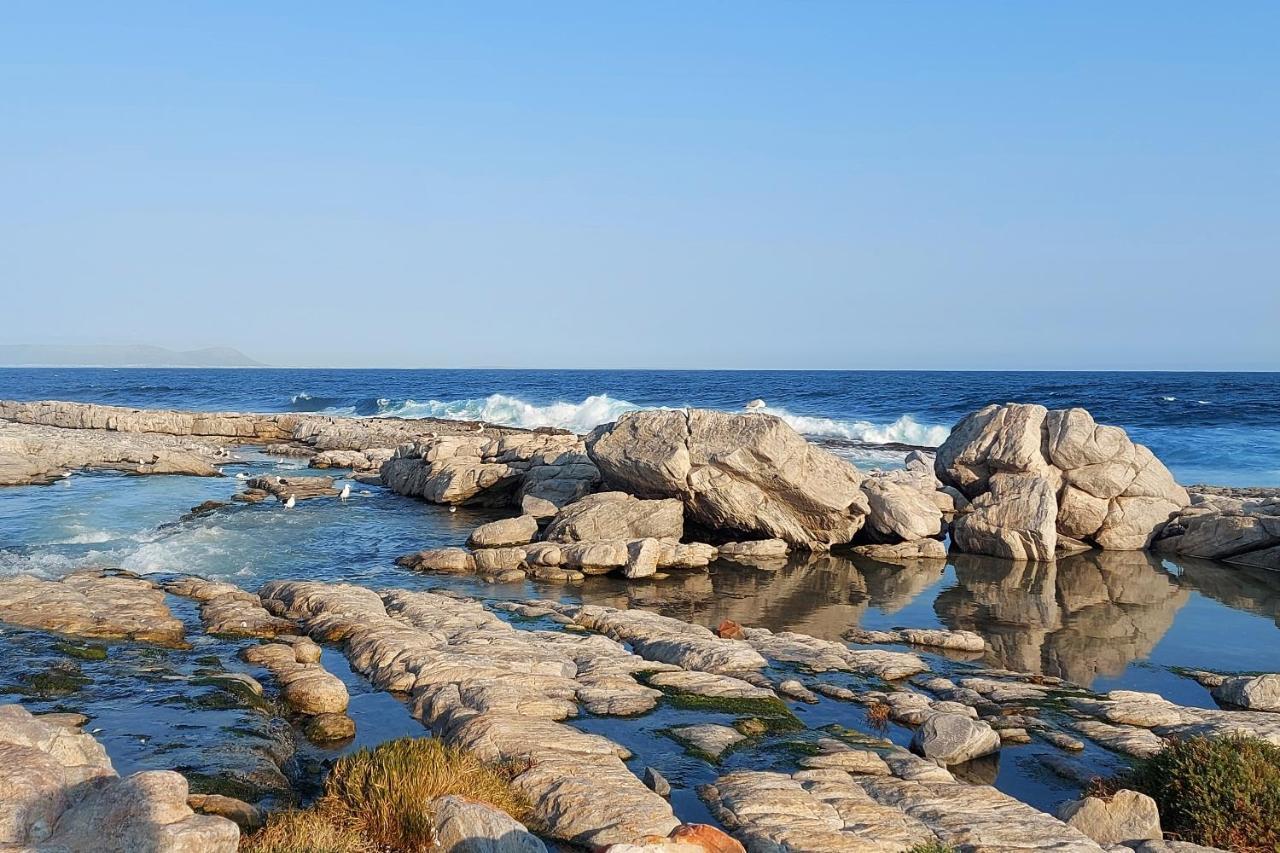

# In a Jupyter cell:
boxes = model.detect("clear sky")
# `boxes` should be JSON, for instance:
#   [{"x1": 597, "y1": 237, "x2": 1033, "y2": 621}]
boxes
[{"x1": 2, "y1": 3, "x2": 1276, "y2": 370}]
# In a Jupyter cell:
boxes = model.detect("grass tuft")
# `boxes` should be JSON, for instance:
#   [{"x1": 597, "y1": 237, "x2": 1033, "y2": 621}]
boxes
[
  {"x1": 240, "y1": 737, "x2": 532, "y2": 853},
  {"x1": 1101, "y1": 734, "x2": 1280, "y2": 853}
]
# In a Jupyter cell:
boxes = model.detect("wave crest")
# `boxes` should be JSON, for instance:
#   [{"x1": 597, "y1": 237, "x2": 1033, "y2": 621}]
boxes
[{"x1": 331, "y1": 393, "x2": 950, "y2": 447}]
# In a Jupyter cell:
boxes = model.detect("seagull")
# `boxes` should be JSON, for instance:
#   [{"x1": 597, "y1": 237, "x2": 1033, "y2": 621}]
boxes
[
  {"x1": 745, "y1": 399, "x2": 767, "y2": 412},
  {"x1": 449, "y1": 506, "x2": 457, "y2": 513},
  {"x1": 284, "y1": 494, "x2": 296, "y2": 509},
  {"x1": 340, "y1": 483, "x2": 351, "y2": 501},
  {"x1": 235, "y1": 472, "x2": 248, "y2": 480}
]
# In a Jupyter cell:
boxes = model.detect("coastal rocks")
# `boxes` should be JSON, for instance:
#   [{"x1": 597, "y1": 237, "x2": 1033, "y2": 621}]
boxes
[
  {"x1": 165, "y1": 577, "x2": 294, "y2": 638},
  {"x1": 308, "y1": 447, "x2": 393, "y2": 472},
  {"x1": 1070, "y1": 689, "x2": 1280, "y2": 746},
  {"x1": 909, "y1": 713, "x2": 1001, "y2": 765},
  {"x1": 952, "y1": 472, "x2": 1059, "y2": 562},
  {"x1": 469, "y1": 515, "x2": 540, "y2": 548},
  {"x1": 937, "y1": 404, "x2": 1189, "y2": 557},
  {"x1": 667, "y1": 724, "x2": 745, "y2": 760},
  {"x1": 741, "y1": 626, "x2": 928, "y2": 680},
  {"x1": 543, "y1": 492, "x2": 684, "y2": 543},
  {"x1": 0, "y1": 571, "x2": 186, "y2": 646},
  {"x1": 0, "y1": 704, "x2": 238, "y2": 851},
  {"x1": 1058, "y1": 789, "x2": 1161, "y2": 845},
  {"x1": 563, "y1": 603, "x2": 768, "y2": 674},
  {"x1": 240, "y1": 639, "x2": 353, "y2": 740},
  {"x1": 861, "y1": 478, "x2": 944, "y2": 542},
  {"x1": 1157, "y1": 494, "x2": 1280, "y2": 571},
  {"x1": 429, "y1": 795, "x2": 548, "y2": 853},
  {"x1": 845, "y1": 627, "x2": 986, "y2": 652},
  {"x1": 586, "y1": 409, "x2": 870, "y2": 550},
  {"x1": 381, "y1": 432, "x2": 595, "y2": 509},
  {"x1": 256, "y1": 581, "x2": 680, "y2": 846},
  {"x1": 0, "y1": 420, "x2": 221, "y2": 485},
  {"x1": 1211, "y1": 673, "x2": 1280, "y2": 712},
  {"x1": 243, "y1": 475, "x2": 339, "y2": 502},
  {"x1": 850, "y1": 538, "x2": 947, "y2": 560},
  {"x1": 699, "y1": 770, "x2": 938, "y2": 852},
  {"x1": 398, "y1": 547, "x2": 477, "y2": 574},
  {"x1": 715, "y1": 539, "x2": 789, "y2": 561}
]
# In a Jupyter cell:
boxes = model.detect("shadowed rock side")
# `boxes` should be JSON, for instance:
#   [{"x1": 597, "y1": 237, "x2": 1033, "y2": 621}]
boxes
[
  {"x1": 1156, "y1": 491, "x2": 1280, "y2": 573},
  {"x1": 0, "y1": 704, "x2": 239, "y2": 851},
  {"x1": 936, "y1": 404, "x2": 1190, "y2": 560}
]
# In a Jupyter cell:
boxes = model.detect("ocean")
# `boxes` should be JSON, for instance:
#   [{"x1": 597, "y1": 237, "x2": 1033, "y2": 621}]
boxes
[{"x1": 2, "y1": 367, "x2": 1278, "y2": 485}]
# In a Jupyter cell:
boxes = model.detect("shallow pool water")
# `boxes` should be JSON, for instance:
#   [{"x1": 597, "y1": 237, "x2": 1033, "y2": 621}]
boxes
[{"x1": 3, "y1": 464, "x2": 1279, "y2": 820}]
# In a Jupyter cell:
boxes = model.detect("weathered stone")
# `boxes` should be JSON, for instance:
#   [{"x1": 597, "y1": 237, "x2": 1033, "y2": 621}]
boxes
[
  {"x1": 0, "y1": 571, "x2": 185, "y2": 646},
  {"x1": 862, "y1": 478, "x2": 943, "y2": 542},
  {"x1": 667, "y1": 724, "x2": 745, "y2": 760},
  {"x1": 716, "y1": 539, "x2": 789, "y2": 561},
  {"x1": 469, "y1": 515, "x2": 540, "y2": 548},
  {"x1": 241, "y1": 641, "x2": 351, "y2": 718},
  {"x1": 742, "y1": 627, "x2": 928, "y2": 680},
  {"x1": 644, "y1": 766, "x2": 671, "y2": 798},
  {"x1": 951, "y1": 472, "x2": 1059, "y2": 561},
  {"x1": 624, "y1": 538, "x2": 662, "y2": 579},
  {"x1": 846, "y1": 627, "x2": 985, "y2": 652},
  {"x1": 587, "y1": 409, "x2": 870, "y2": 550},
  {"x1": 850, "y1": 539, "x2": 947, "y2": 560},
  {"x1": 909, "y1": 713, "x2": 1001, "y2": 765},
  {"x1": 1058, "y1": 789, "x2": 1161, "y2": 845},
  {"x1": 1212, "y1": 673, "x2": 1280, "y2": 712},
  {"x1": 166, "y1": 577, "x2": 294, "y2": 638},
  {"x1": 400, "y1": 547, "x2": 478, "y2": 574},
  {"x1": 543, "y1": 492, "x2": 684, "y2": 543},
  {"x1": 430, "y1": 794, "x2": 547, "y2": 852},
  {"x1": 246, "y1": 475, "x2": 340, "y2": 501},
  {"x1": 187, "y1": 793, "x2": 264, "y2": 832}
]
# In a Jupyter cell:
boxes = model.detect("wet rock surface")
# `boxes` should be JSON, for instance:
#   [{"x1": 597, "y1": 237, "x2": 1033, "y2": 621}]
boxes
[
  {"x1": 0, "y1": 571, "x2": 186, "y2": 646},
  {"x1": 0, "y1": 704, "x2": 239, "y2": 851}
]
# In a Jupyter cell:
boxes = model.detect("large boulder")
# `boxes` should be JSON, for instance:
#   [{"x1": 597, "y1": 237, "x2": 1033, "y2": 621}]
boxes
[
  {"x1": 937, "y1": 405, "x2": 1188, "y2": 557},
  {"x1": 587, "y1": 410, "x2": 869, "y2": 549},
  {"x1": 1213, "y1": 673, "x2": 1280, "y2": 712},
  {"x1": 543, "y1": 492, "x2": 684, "y2": 543}
]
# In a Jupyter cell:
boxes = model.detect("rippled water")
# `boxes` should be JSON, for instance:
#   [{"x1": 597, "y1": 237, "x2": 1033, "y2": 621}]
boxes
[{"x1": 3, "y1": 464, "x2": 1279, "y2": 817}]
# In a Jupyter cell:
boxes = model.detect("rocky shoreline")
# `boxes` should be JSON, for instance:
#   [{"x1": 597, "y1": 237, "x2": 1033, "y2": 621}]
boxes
[{"x1": 1, "y1": 398, "x2": 1278, "y2": 850}]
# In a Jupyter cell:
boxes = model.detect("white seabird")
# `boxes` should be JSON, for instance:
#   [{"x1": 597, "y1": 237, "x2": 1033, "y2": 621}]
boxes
[
  {"x1": 339, "y1": 483, "x2": 351, "y2": 501},
  {"x1": 745, "y1": 399, "x2": 767, "y2": 412},
  {"x1": 235, "y1": 472, "x2": 249, "y2": 480},
  {"x1": 284, "y1": 494, "x2": 296, "y2": 509}
]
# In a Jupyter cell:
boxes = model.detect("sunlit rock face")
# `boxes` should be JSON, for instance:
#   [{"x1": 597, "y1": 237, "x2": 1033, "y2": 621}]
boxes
[
  {"x1": 935, "y1": 551, "x2": 1188, "y2": 685},
  {"x1": 936, "y1": 404, "x2": 1189, "y2": 559}
]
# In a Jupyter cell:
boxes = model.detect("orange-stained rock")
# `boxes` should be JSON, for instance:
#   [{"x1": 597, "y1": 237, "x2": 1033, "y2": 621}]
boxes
[
  {"x1": 670, "y1": 823, "x2": 746, "y2": 853},
  {"x1": 716, "y1": 620, "x2": 745, "y2": 640}
]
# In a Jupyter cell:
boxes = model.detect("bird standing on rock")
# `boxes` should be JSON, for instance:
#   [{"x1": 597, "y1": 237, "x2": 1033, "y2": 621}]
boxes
[{"x1": 284, "y1": 494, "x2": 296, "y2": 509}]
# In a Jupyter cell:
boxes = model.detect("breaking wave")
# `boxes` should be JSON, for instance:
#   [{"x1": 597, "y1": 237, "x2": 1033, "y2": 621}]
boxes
[{"x1": 299, "y1": 392, "x2": 950, "y2": 448}]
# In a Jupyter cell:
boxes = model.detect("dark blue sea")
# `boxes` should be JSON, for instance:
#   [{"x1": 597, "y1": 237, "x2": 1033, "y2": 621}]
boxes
[{"x1": 2, "y1": 368, "x2": 1277, "y2": 485}]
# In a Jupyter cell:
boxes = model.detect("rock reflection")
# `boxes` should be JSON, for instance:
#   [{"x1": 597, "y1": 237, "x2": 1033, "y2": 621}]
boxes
[{"x1": 578, "y1": 552, "x2": 947, "y2": 642}]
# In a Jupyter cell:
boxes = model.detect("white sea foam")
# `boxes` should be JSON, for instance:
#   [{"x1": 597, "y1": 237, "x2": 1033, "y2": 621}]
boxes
[{"x1": 362, "y1": 393, "x2": 951, "y2": 447}]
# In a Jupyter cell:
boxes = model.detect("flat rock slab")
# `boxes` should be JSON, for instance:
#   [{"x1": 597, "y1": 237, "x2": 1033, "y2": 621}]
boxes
[
  {"x1": 647, "y1": 670, "x2": 776, "y2": 701},
  {"x1": 1071, "y1": 689, "x2": 1280, "y2": 746},
  {"x1": 257, "y1": 580, "x2": 680, "y2": 847},
  {"x1": 667, "y1": 724, "x2": 745, "y2": 760},
  {"x1": 742, "y1": 627, "x2": 928, "y2": 680},
  {"x1": 0, "y1": 704, "x2": 239, "y2": 851},
  {"x1": 0, "y1": 571, "x2": 185, "y2": 646},
  {"x1": 166, "y1": 577, "x2": 294, "y2": 638},
  {"x1": 0, "y1": 420, "x2": 222, "y2": 485}
]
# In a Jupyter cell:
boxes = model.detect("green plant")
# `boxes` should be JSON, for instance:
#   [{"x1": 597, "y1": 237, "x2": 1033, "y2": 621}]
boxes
[
  {"x1": 1110, "y1": 734, "x2": 1280, "y2": 853},
  {"x1": 906, "y1": 843, "x2": 955, "y2": 853}
]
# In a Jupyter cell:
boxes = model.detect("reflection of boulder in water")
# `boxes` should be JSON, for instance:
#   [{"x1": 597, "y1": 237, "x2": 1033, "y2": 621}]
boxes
[
  {"x1": 578, "y1": 551, "x2": 943, "y2": 642},
  {"x1": 937, "y1": 551, "x2": 1188, "y2": 686},
  {"x1": 1047, "y1": 551, "x2": 1188, "y2": 685},
  {"x1": 1170, "y1": 554, "x2": 1280, "y2": 629}
]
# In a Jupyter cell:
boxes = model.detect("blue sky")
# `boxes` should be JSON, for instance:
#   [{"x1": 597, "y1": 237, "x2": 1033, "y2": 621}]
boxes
[{"x1": 2, "y1": 3, "x2": 1276, "y2": 369}]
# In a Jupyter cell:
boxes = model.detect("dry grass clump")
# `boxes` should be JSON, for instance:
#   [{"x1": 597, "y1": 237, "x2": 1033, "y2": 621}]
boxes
[
  {"x1": 241, "y1": 738, "x2": 532, "y2": 853},
  {"x1": 866, "y1": 702, "x2": 891, "y2": 728},
  {"x1": 239, "y1": 804, "x2": 372, "y2": 853}
]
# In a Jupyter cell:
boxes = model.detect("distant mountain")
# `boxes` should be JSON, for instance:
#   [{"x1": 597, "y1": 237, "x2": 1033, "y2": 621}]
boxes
[{"x1": 0, "y1": 344, "x2": 266, "y2": 368}]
